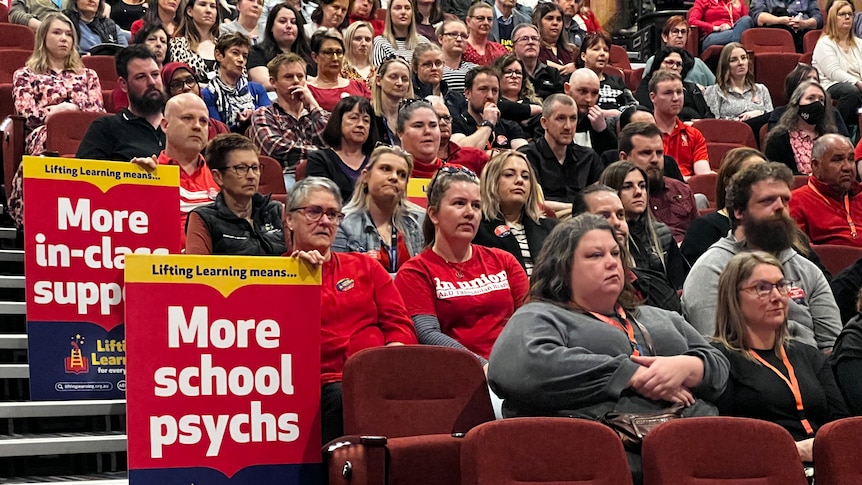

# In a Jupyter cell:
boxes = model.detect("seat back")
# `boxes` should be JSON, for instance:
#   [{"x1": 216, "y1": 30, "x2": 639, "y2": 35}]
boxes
[
  {"x1": 0, "y1": 23, "x2": 35, "y2": 50},
  {"x1": 82, "y1": 55, "x2": 118, "y2": 91},
  {"x1": 461, "y1": 417, "x2": 634, "y2": 485},
  {"x1": 2, "y1": 115, "x2": 24, "y2": 205},
  {"x1": 741, "y1": 27, "x2": 796, "y2": 53},
  {"x1": 692, "y1": 119, "x2": 757, "y2": 170},
  {"x1": 0, "y1": 49, "x2": 34, "y2": 84},
  {"x1": 685, "y1": 27, "x2": 699, "y2": 57},
  {"x1": 687, "y1": 172, "x2": 718, "y2": 208},
  {"x1": 257, "y1": 155, "x2": 286, "y2": 196},
  {"x1": 642, "y1": 417, "x2": 808, "y2": 485},
  {"x1": 609, "y1": 44, "x2": 632, "y2": 70},
  {"x1": 625, "y1": 67, "x2": 644, "y2": 92},
  {"x1": 0, "y1": 3, "x2": 9, "y2": 22},
  {"x1": 760, "y1": 123, "x2": 769, "y2": 151},
  {"x1": 814, "y1": 417, "x2": 862, "y2": 485},
  {"x1": 811, "y1": 244, "x2": 862, "y2": 275},
  {"x1": 754, "y1": 52, "x2": 802, "y2": 107},
  {"x1": 342, "y1": 346, "x2": 495, "y2": 438},
  {"x1": 44, "y1": 111, "x2": 108, "y2": 157},
  {"x1": 800, "y1": 51, "x2": 813, "y2": 65},
  {"x1": 793, "y1": 174, "x2": 808, "y2": 190},
  {"x1": 803, "y1": 29, "x2": 822, "y2": 53},
  {"x1": 0, "y1": 84, "x2": 14, "y2": 123}
]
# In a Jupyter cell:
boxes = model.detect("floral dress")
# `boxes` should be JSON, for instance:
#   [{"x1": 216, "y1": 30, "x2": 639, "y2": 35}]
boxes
[
  {"x1": 463, "y1": 40, "x2": 509, "y2": 66},
  {"x1": 169, "y1": 36, "x2": 217, "y2": 81},
  {"x1": 341, "y1": 64, "x2": 376, "y2": 91}
]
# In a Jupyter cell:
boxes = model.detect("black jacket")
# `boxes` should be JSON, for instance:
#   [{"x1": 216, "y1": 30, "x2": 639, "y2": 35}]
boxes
[
  {"x1": 473, "y1": 215, "x2": 558, "y2": 273},
  {"x1": 191, "y1": 192, "x2": 286, "y2": 256},
  {"x1": 527, "y1": 63, "x2": 565, "y2": 101},
  {"x1": 64, "y1": 9, "x2": 123, "y2": 51},
  {"x1": 306, "y1": 148, "x2": 365, "y2": 203},
  {"x1": 413, "y1": 74, "x2": 468, "y2": 119}
]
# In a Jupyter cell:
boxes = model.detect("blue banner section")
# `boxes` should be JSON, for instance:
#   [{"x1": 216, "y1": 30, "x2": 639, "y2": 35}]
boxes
[
  {"x1": 27, "y1": 321, "x2": 126, "y2": 400},
  {"x1": 129, "y1": 463, "x2": 322, "y2": 484}
]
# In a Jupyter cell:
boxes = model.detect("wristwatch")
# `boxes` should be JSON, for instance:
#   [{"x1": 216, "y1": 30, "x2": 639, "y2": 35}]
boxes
[{"x1": 480, "y1": 120, "x2": 495, "y2": 130}]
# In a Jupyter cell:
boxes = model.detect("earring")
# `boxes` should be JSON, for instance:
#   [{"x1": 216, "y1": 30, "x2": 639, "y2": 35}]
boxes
[{"x1": 363, "y1": 185, "x2": 369, "y2": 194}]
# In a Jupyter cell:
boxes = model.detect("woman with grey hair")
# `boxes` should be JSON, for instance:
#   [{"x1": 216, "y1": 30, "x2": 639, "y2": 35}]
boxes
[
  {"x1": 765, "y1": 80, "x2": 839, "y2": 175},
  {"x1": 284, "y1": 176, "x2": 417, "y2": 445},
  {"x1": 333, "y1": 145, "x2": 425, "y2": 273}
]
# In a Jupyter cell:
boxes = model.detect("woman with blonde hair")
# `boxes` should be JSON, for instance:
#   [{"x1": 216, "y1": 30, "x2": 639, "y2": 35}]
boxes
[
  {"x1": 473, "y1": 150, "x2": 557, "y2": 276},
  {"x1": 812, "y1": 0, "x2": 862, "y2": 130},
  {"x1": 169, "y1": 0, "x2": 221, "y2": 79},
  {"x1": 333, "y1": 145, "x2": 426, "y2": 273},
  {"x1": 341, "y1": 20, "x2": 376, "y2": 89},
  {"x1": 704, "y1": 42, "x2": 773, "y2": 126},
  {"x1": 371, "y1": 0, "x2": 430, "y2": 65},
  {"x1": 713, "y1": 251, "x2": 848, "y2": 463},
  {"x1": 371, "y1": 56, "x2": 414, "y2": 146}
]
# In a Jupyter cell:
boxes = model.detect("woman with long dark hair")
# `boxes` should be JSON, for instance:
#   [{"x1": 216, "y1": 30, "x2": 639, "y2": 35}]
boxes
[
  {"x1": 168, "y1": 0, "x2": 221, "y2": 79},
  {"x1": 130, "y1": 0, "x2": 183, "y2": 37},
  {"x1": 533, "y1": 2, "x2": 576, "y2": 76},
  {"x1": 248, "y1": 3, "x2": 314, "y2": 89},
  {"x1": 306, "y1": 29, "x2": 371, "y2": 112}
]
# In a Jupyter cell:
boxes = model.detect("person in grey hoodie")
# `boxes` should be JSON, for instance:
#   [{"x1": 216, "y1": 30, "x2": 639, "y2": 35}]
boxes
[{"x1": 682, "y1": 162, "x2": 841, "y2": 351}]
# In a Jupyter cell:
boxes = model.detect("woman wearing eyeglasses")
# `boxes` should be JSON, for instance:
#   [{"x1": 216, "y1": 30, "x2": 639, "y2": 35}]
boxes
[
  {"x1": 395, "y1": 165, "x2": 528, "y2": 391},
  {"x1": 491, "y1": 53, "x2": 543, "y2": 129},
  {"x1": 634, "y1": 46, "x2": 714, "y2": 121},
  {"x1": 462, "y1": 2, "x2": 508, "y2": 66},
  {"x1": 186, "y1": 134, "x2": 287, "y2": 255},
  {"x1": 306, "y1": 29, "x2": 371, "y2": 112},
  {"x1": 642, "y1": 16, "x2": 716, "y2": 87},
  {"x1": 712, "y1": 251, "x2": 848, "y2": 464},
  {"x1": 437, "y1": 19, "x2": 478, "y2": 95},
  {"x1": 285, "y1": 176, "x2": 418, "y2": 445},
  {"x1": 371, "y1": 0, "x2": 430, "y2": 66},
  {"x1": 161, "y1": 62, "x2": 231, "y2": 140},
  {"x1": 533, "y1": 3, "x2": 577, "y2": 76}
]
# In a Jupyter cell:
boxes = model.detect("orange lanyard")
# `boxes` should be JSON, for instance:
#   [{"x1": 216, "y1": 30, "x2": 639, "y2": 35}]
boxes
[
  {"x1": 808, "y1": 180, "x2": 857, "y2": 239},
  {"x1": 589, "y1": 306, "x2": 642, "y2": 356},
  {"x1": 749, "y1": 347, "x2": 815, "y2": 435}
]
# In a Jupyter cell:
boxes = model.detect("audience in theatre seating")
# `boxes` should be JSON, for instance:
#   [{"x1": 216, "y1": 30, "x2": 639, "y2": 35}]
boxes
[
  {"x1": 642, "y1": 16, "x2": 716, "y2": 87},
  {"x1": 572, "y1": 185, "x2": 683, "y2": 313},
  {"x1": 113, "y1": 22, "x2": 171, "y2": 111},
  {"x1": 765, "y1": 81, "x2": 839, "y2": 175},
  {"x1": 161, "y1": 62, "x2": 230, "y2": 139},
  {"x1": 578, "y1": 30, "x2": 637, "y2": 120},
  {"x1": 683, "y1": 162, "x2": 841, "y2": 351},
  {"x1": 650, "y1": 70, "x2": 711, "y2": 179},
  {"x1": 461, "y1": 2, "x2": 507, "y2": 66},
  {"x1": 372, "y1": 0, "x2": 430, "y2": 66},
  {"x1": 284, "y1": 176, "x2": 418, "y2": 444},
  {"x1": 712, "y1": 251, "x2": 848, "y2": 462},
  {"x1": 347, "y1": 0, "x2": 383, "y2": 37},
  {"x1": 130, "y1": 0, "x2": 183, "y2": 37},
  {"x1": 438, "y1": 19, "x2": 479, "y2": 96},
  {"x1": 306, "y1": 29, "x2": 371, "y2": 112},
  {"x1": 688, "y1": 0, "x2": 753, "y2": 50},
  {"x1": 618, "y1": 122, "x2": 697, "y2": 243},
  {"x1": 10, "y1": 0, "x2": 61, "y2": 30},
  {"x1": 831, "y1": 288, "x2": 862, "y2": 413},
  {"x1": 64, "y1": 0, "x2": 128, "y2": 54},
  {"x1": 601, "y1": 161, "x2": 690, "y2": 291},
  {"x1": 371, "y1": 57, "x2": 414, "y2": 146},
  {"x1": 512, "y1": 23, "x2": 565, "y2": 101},
  {"x1": 491, "y1": 52, "x2": 543, "y2": 133},
  {"x1": 488, "y1": 0, "x2": 529, "y2": 50},
  {"x1": 634, "y1": 46, "x2": 714, "y2": 121},
  {"x1": 429, "y1": 97, "x2": 488, "y2": 174},
  {"x1": 750, "y1": 0, "x2": 822, "y2": 52},
  {"x1": 333, "y1": 145, "x2": 425, "y2": 272},
  {"x1": 341, "y1": 21, "x2": 376, "y2": 90},
  {"x1": 202, "y1": 32, "x2": 270, "y2": 132},
  {"x1": 413, "y1": 43, "x2": 467, "y2": 119},
  {"x1": 519, "y1": 93, "x2": 603, "y2": 214},
  {"x1": 415, "y1": 0, "x2": 451, "y2": 48},
  {"x1": 488, "y1": 213, "x2": 728, "y2": 483},
  {"x1": 559, "y1": 0, "x2": 601, "y2": 46},
  {"x1": 398, "y1": 100, "x2": 445, "y2": 178},
  {"x1": 451, "y1": 65, "x2": 528, "y2": 152},
  {"x1": 7, "y1": 12, "x2": 106, "y2": 227},
  {"x1": 306, "y1": 96, "x2": 375, "y2": 202},
  {"x1": 790, "y1": 134, "x2": 862, "y2": 247},
  {"x1": 110, "y1": 0, "x2": 148, "y2": 33},
  {"x1": 564, "y1": 68, "x2": 617, "y2": 155},
  {"x1": 704, "y1": 42, "x2": 773, "y2": 136},
  {"x1": 248, "y1": 4, "x2": 315, "y2": 91},
  {"x1": 533, "y1": 2, "x2": 576, "y2": 76},
  {"x1": 305, "y1": 0, "x2": 349, "y2": 38},
  {"x1": 395, "y1": 165, "x2": 528, "y2": 416},
  {"x1": 767, "y1": 63, "x2": 850, "y2": 136},
  {"x1": 249, "y1": 53, "x2": 328, "y2": 190},
  {"x1": 813, "y1": 0, "x2": 862, "y2": 132},
  {"x1": 473, "y1": 150, "x2": 558, "y2": 277},
  {"x1": 600, "y1": 106, "x2": 686, "y2": 182},
  {"x1": 219, "y1": 0, "x2": 263, "y2": 45},
  {"x1": 168, "y1": 0, "x2": 220, "y2": 80},
  {"x1": 186, "y1": 133, "x2": 286, "y2": 255}
]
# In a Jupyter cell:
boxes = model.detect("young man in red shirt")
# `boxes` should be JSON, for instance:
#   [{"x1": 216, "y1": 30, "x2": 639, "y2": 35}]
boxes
[{"x1": 650, "y1": 70, "x2": 710, "y2": 179}]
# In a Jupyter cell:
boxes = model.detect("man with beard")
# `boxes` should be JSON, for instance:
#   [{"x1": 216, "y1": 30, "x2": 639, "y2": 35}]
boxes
[
  {"x1": 790, "y1": 134, "x2": 862, "y2": 247},
  {"x1": 77, "y1": 45, "x2": 167, "y2": 161},
  {"x1": 564, "y1": 68, "x2": 617, "y2": 155},
  {"x1": 619, "y1": 122, "x2": 697, "y2": 243},
  {"x1": 430, "y1": 97, "x2": 489, "y2": 174},
  {"x1": 511, "y1": 23, "x2": 564, "y2": 101},
  {"x1": 519, "y1": 93, "x2": 603, "y2": 214},
  {"x1": 683, "y1": 162, "x2": 841, "y2": 352},
  {"x1": 451, "y1": 65, "x2": 527, "y2": 152}
]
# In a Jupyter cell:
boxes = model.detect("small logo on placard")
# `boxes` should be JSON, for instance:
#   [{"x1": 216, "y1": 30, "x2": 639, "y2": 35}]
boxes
[
  {"x1": 64, "y1": 334, "x2": 89, "y2": 375},
  {"x1": 336, "y1": 277, "x2": 355, "y2": 292}
]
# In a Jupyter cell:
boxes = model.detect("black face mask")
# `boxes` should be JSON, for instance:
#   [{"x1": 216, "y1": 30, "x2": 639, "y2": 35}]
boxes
[{"x1": 798, "y1": 101, "x2": 825, "y2": 126}]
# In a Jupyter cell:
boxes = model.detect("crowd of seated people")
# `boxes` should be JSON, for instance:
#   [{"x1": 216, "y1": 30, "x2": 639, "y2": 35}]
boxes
[{"x1": 12, "y1": 0, "x2": 862, "y2": 480}]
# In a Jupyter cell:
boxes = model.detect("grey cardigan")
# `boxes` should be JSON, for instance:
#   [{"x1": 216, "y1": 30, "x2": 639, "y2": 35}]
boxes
[{"x1": 332, "y1": 206, "x2": 425, "y2": 265}]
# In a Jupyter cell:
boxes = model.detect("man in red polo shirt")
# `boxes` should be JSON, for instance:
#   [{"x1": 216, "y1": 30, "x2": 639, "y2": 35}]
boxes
[
  {"x1": 133, "y1": 93, "x2": 219, "y2": 248},
  {"x1": 650, "y1": 70, "x2": 710, "y2": 179},
  {"x1": 791, "y1": 134, "x2": 862, "y2": 247}
]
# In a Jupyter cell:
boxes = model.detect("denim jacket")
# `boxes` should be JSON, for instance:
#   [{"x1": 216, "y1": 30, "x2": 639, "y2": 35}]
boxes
[{"x1": 332, "y1": 206, "x2": 426, "y2": 266}]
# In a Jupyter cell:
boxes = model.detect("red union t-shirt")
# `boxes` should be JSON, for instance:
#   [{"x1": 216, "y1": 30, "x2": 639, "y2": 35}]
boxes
[
  {"x1": 661, "y1": 118, "x2": 709, "y2": 177},
  {"x1": 395, "y1": 245, "x2": 529, "y2": 359}
]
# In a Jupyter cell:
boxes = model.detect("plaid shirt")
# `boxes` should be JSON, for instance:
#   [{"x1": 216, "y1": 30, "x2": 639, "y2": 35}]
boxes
[{"x1": 249, "y1": 102, "x2": 329, "y2": 173}]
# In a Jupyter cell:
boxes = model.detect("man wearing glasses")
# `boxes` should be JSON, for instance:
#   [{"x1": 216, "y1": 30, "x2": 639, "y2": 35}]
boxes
[
  {"x1": 511, "y1": 23, "x2": 564, "y2": 101},
  {"x1": 486, "y1": 0, "x2": 530, "y2": 50}
]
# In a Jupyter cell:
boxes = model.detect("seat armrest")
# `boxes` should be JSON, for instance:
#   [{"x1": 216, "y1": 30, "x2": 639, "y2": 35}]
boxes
[{"x1": 323, "y1": 435, "x2": 388, "y2": 485}]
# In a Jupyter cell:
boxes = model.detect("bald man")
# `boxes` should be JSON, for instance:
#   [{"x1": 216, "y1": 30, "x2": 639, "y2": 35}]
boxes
[{"x1": 564, "y1": 68, "x2": 617, "y2": 155}]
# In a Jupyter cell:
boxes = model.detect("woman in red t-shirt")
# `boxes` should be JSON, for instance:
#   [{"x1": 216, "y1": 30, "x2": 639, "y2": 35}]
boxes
[{"x1": 395, "y1": 165, "x2": 529, "y2": 375}]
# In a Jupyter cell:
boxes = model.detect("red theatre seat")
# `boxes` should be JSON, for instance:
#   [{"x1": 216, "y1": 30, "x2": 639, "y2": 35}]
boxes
[
  {"x1": 0, "y1": 23, "x2": 34, "y2": 50},
  {"x1": 814, "y1": 417, "x2": 862, "y2": 485},
  {"x1": 0, "y1": 49, "x2": 34, "y2": 84},
  {"x1": 257, "y1": 155, "x2": 286, "y2": 204},
  {"x1": 687, "y1": 172, "x2": 718, "y2": 208},
  {"x1": 609, "y1": 44, "x2": 632, "y2": 70},
  {"x1": 754, "y1": 52, "x2": 802, "y2": 107},
  {"x1": 803, "y1": 29, "x2": 822, "y2": 53},
  {"x1": 811, "y1": 244, "x2": 862, "y2": 276},
  {"x1": 44, "y1": 110, "x2": 109, "y2": 158},
  {"x1": 741, "y1": 27, "x2": 795, "y2": 54},
  {"x1": 692, "y1": 119, "x2": 757, "y2": 170}
]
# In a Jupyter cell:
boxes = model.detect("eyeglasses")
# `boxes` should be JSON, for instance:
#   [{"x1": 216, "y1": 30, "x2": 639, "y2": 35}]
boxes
[
  {"x1": 291, "y1": 205, "x2": 345, "y2": 223},
  {"x1": 420, "y1": 60, "x2": 444, "y2": 69},
  {"x1": 838, "y1": 11, "x2": 854, "y2": 18},
  {"x1": 662, "y1": 59, "x2": 683, "y2": 68},
  {"x1": 513, "y1": 35, "x2": 540, "y2": 44},
  {"x1": 503, "y1": 69, "x2": 523, "y2": 78},
  {"x1": 319, "y1": 49, "x2": 344, "y2": 58},
  {"x1": 437, "y1": 114, "x2": 452, "y2": 123},
  {"x1": 441, "y1": 32, "x2": 469, "y2": 39},
  {"x1": 739, "y1": 280, "x2": 793, "y2": 298},
  {"x1": 169, "y1": 77, "x2": 197, "y2": 91},
  {"x1": 669, "y1": 28, "x2": 688, "y2": 36},
  {"x1": 470, "y1": 15, "x2": 493, "y2": 22},
  {"x1": 222, "y1": 163, "x2": 262, "y2": 176}
]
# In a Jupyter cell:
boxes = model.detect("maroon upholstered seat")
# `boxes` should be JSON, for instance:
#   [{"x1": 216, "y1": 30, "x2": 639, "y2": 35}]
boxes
[{"x1": 814, "y1": 417, "x2": 862, "y2": 485}]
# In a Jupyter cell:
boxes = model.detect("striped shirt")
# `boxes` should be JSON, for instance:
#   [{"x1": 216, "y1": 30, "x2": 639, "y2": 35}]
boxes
[
  {"x1": 442, "y1": 60, "x2": 478, "y2": 95},
  {"x1": 507, "y1": 221, "x2": 533, "y2": 276},
  {"x1": 372, "y1": 36, "x2": 432, "y2": 66}
]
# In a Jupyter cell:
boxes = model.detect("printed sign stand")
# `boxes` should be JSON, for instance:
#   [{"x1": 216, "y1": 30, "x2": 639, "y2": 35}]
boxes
[
  {"x1": 125, "y1": 254, "x2": 322, "y2": 484},
  {"x1": 23, "y1": 156, "x2": 181, "y2": 400}
]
